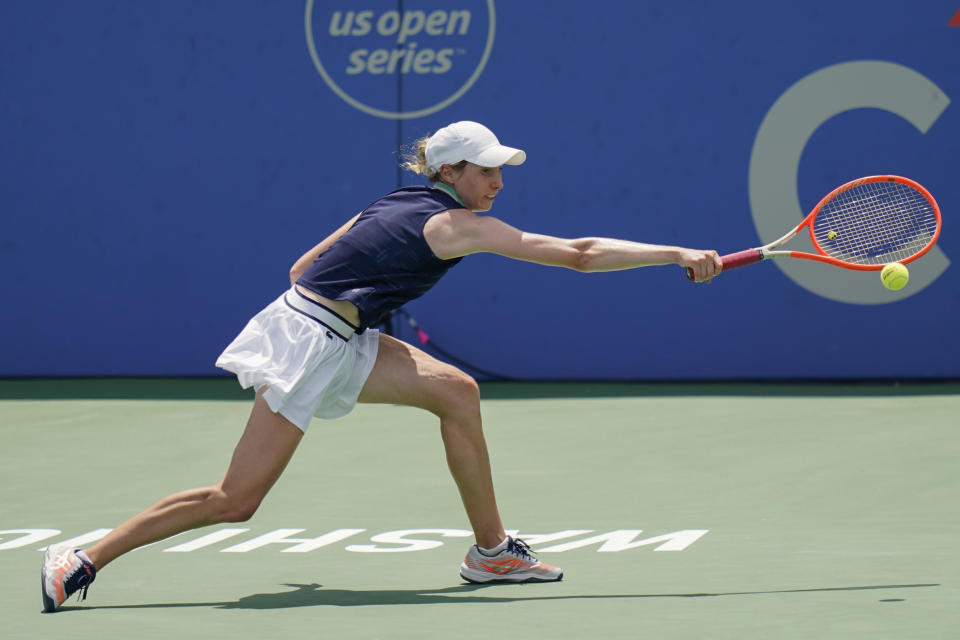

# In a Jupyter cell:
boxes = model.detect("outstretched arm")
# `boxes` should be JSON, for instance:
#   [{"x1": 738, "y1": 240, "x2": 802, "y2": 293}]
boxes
[{"x1": 423, "y1": 210, "x2": 722, "y2": 282}]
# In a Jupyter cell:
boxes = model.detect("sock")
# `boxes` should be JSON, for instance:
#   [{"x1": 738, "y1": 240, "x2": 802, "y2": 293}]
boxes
[
  {"x1": 76, "y1": 549, "x2": 95, "y2": 570},
  {"x1": 478, "y1": 536, "x2": 510, "y2": 556}
]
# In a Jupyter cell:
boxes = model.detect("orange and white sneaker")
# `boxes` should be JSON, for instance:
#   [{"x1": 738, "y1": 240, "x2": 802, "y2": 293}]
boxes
[
  {"x1": 460, "y1": 536, "x2": 563, "y2": 584},
  {"x1": 41, "y1": 546, "x2": 96, "y2": 612}
]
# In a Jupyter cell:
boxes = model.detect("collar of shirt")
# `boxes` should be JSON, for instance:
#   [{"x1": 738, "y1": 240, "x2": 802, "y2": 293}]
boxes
[{"x1": 431, "y1": 182, "x2": 466, "y2": 208}]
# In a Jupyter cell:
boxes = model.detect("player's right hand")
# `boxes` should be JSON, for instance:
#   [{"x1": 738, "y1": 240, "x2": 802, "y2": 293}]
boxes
[{"x1": 680, "y1": 249, "x2": 722, "y2": 283}]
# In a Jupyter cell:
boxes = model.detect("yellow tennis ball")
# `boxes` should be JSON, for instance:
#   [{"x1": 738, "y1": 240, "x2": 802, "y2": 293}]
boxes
[
  {"x1": 881, "y1": 262, "x2": 909, "y2": 291},
  {"x1": 827, "y1": 230, "x2": 837, "y2": 240}
]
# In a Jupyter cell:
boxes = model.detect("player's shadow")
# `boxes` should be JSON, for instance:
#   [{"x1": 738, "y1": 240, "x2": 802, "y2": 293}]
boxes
[
  {"x1": 220, "y1": 582, "x2": 939, "y2": 609},
  {"x1": 64, "y1": 581, "x2": 938, "y2": 612},
  {"x1": 223, "y1": 583, "x2": 575, "y2": 608}
]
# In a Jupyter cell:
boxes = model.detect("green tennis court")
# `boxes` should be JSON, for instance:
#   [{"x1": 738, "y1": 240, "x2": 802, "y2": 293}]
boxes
[{"x1": 3, "y1": 380, "x2": 958, "y2": 639}]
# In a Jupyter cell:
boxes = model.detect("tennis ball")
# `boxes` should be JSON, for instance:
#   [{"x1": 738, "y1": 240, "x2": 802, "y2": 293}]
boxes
[
  {"x1": 880, "y1": 262, "x2": 909, "y2": 291},
  {"x1": 827, "y1": 230, "x2": 837, "y2": 240}
]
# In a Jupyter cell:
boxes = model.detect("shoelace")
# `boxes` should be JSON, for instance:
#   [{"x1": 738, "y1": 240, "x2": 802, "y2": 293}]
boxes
[
  {"x1": 64, "y1": 559, "x2": 95, "y2": 603},
  {"x1": 508, "y1": 538, "x2": 538, "y2": 563},
  {"x1": 76, "y1": 571, "x2": 93, "y2": 602}
]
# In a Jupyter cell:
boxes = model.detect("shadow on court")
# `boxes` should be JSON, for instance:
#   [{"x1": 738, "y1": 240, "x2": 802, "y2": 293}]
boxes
[{"x1": 60, "y1": 582, "x2": 939, "y2": 612}]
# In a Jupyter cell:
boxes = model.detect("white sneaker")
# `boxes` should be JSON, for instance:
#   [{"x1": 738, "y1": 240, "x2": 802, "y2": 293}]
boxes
[
  {"x1": 459, "y1": 536, "x2": 563, "y2": 583},
  {"x1": 41, "y1": 546, "x2": 96, "y2": 612}
]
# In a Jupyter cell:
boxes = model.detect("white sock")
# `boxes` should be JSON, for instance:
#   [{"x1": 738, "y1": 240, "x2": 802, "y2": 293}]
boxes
[{"x1": 478, "y1": 536, "x2": 510, "y2": 556}]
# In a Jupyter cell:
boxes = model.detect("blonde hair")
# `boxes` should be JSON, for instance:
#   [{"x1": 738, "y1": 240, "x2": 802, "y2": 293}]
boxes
[{"x1": 401, "y1": 134, "x2": 466, "y2": 183}]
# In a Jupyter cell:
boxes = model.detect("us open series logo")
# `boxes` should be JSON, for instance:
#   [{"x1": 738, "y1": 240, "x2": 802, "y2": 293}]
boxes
[{"x1": 305, "y1": 1, "x2": 496, "y2": 119}]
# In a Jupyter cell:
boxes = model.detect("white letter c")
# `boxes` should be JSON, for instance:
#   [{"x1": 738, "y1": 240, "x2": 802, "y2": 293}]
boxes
[{"x1": 748, "y1": 61, "x2": 950, "y2": 304}]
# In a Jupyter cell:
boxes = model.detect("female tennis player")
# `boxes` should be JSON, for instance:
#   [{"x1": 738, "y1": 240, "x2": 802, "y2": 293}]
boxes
[{"x1": 41, "y1": 121, "x2": 721, "y2": 611}]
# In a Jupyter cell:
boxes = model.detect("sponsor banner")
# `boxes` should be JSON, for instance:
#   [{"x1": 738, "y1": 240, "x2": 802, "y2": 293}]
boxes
[{"x1": 1, "y1": 1, "x2": 957, "y2": 378}]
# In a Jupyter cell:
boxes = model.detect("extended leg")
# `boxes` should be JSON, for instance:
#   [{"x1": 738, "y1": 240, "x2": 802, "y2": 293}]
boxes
[{"x1": 84, "y1": 388, "x2": 303, "y2": 570}]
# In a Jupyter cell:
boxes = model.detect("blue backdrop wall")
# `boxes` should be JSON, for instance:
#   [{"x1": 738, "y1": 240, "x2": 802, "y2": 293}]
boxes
[{"x1": 2, "y1": 1, "x2": 958, "y2": 379}]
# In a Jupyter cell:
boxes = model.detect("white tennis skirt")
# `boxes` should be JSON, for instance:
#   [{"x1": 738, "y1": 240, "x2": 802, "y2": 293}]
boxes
[{"x1": 216, "y1": 286, "x2": 380, "y2": 432}]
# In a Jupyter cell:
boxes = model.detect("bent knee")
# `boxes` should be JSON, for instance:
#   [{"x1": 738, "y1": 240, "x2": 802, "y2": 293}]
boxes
[
  {"x1": 207, "y1": 487, "x2": 263, "y2": 524},
  {"x1": 432, "y1": 368, "x2": 481, "y2": 420}
]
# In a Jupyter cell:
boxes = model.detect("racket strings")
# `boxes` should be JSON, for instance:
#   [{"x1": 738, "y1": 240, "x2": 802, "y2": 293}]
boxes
[{"x1": 812, "y1": 181, "x2": 938, "y2": 265}]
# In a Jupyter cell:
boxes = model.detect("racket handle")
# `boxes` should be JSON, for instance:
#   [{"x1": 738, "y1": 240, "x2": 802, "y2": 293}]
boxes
[
  {"x1": 685, "y1": 249, "x2": 763, "y2": 281},
  {"x1": 720, "y1": 249, "x2": 764, "y2": 271}
]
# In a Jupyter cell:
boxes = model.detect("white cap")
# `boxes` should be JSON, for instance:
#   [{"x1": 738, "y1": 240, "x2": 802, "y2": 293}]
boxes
[{"x1": 425, "y1": 121, "x2": 526, "y2": 173}]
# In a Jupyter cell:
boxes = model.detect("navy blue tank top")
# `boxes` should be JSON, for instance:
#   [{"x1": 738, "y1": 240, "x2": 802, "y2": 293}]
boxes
[{"x1": 296, "y1": 186, "x2": 463, "y2": 330}]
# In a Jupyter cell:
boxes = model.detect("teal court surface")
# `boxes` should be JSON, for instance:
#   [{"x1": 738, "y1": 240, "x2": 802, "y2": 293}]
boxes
[{"x1": 2, "y1": 380, "x2": 958, "y2": 639}]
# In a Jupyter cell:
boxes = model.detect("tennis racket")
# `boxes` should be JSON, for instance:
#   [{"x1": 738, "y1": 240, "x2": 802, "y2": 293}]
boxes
[{"x1": 688, "y1": 175, "x2": 942, "y2": 280}]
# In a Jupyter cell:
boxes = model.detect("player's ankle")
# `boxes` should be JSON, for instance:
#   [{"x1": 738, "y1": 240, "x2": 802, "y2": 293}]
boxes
[{"x1": 478, "y1": 535, "x2": 509, "y2": 555}]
